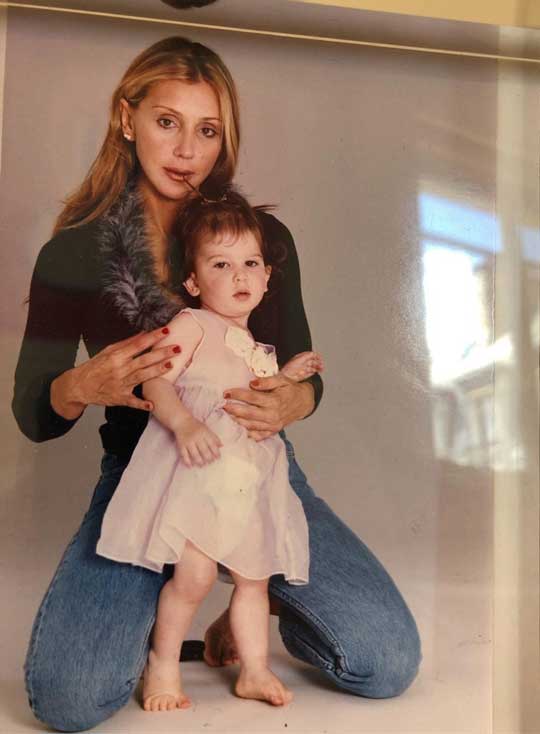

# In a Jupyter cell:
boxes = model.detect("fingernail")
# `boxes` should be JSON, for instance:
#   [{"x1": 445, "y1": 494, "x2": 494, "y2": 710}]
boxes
[
  {"x1": 145, "y1": 402, "x2": 153, "y2": 411},
  {"x1": 165, "y1": 361, "x2": 172, "y2": 369},
  {"x1": 162, "y1": 327, "x2": 170, "y2": 335},
  {"x1": 251, "y1": 379, "x2": 260, "y2": 387},
  {"x1": 172, "y1": 345, "x2": 181, "y2": 353},
  {"x1": 223, "y1": 391, "x2": 231, "y2": 399}
]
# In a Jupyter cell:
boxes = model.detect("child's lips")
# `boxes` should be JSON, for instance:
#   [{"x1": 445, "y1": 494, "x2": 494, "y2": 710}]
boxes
[{"x1": 233, "y1": 291, "x2": 251, "y2": 300}]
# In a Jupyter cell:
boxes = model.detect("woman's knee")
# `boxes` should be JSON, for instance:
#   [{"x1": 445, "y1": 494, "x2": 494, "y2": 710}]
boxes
[
  {"x1": 334, "y1": 617, "x2": 422, "y2": 698},
  {"x1": 278, "y1": 602, "x2": 421, "y2": 699},
  {"x1": 25, "y1": 660, "x2": 137, "y2": 732}
]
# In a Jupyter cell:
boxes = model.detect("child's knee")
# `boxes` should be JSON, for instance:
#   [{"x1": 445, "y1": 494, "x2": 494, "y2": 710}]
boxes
[
  {"x1": 231, "y1": 573, "x2": 269, "y2": 594},
  {"x1": 173, "y1": 559, "x2": 217, "y2": 601}
]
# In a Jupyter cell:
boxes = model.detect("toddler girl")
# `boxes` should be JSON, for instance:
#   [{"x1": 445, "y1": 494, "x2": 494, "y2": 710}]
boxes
[{"x1": 97, "y1": 190, "x2": 322, "y2": 712}]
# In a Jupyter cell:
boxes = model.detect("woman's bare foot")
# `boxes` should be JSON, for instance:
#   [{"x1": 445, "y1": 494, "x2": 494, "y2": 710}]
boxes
[
  {"x1": 235, "y1": 667, "x2": 293, "y2": 706},
  {"x1": 142, "y1": 650, "x2": 192, "y2": 712},
  {"x1": 204, "y1": 609, "x2": 239, "y2": 667},
  {"x1": 204, "y1": 598, "x2": 282, "y2": 667}
]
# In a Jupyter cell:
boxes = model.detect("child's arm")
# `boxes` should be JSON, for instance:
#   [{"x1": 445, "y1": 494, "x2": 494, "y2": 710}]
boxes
[
  {"x1": 143, "y1": 312, "x2": 222, "y2": 467},
  {"x1": 280, "y1": 351, "x2": 324, "y2": 382}
]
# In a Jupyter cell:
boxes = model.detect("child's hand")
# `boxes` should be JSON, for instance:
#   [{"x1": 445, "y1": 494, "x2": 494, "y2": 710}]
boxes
[
  {"x1": 174, "y1": 417, "x2": 223, "y2": 468},
  {"x1": 280, "y1": 351, "x2": 324, "y2": 382}
]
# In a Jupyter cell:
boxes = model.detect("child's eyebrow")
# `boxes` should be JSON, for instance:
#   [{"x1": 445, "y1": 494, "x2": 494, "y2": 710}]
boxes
[{"x1": 204, "y1": 251, "x2": 263, "y2": 261}]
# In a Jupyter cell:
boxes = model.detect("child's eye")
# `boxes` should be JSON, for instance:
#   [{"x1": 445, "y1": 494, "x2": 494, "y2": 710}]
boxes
[
  {"x1": 246, "y1": 260, "x2": 260, "y2": 267},
  {"x1": 213, "y1": 261, "x2": 228, "y2": 269},
  {"x1": 158, "y1": 117, "x2": 176, "y2": 129}
]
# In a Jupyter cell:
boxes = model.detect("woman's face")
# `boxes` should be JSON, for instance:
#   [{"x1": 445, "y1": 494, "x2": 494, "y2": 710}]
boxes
[{"x1": 120, "y1": 79, "x2": 223, "y2": 204}]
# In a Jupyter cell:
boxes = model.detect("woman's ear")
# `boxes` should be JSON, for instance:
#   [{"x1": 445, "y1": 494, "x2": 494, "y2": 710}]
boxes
[
  {"x1": 183, "y1": 273, "x2": 200, "y2": 297},
  {"x1": 264, "y1": 265, "x2": 272, "y2": 292},
  {"x1": 120, "y1": 98, "x2": 135, "y2": 142}
]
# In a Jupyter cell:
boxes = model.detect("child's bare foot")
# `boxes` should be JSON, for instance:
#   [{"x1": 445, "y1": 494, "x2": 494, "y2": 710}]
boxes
[
  {"x1": 142, "y1": 651, "x2": 191, "y2": 712},
  {"x1": 235, "y1": 667, "x2": 293, "y2": 706},
  {"x1": 204, "y1": 609, "x2": 239, "y2": 667}
]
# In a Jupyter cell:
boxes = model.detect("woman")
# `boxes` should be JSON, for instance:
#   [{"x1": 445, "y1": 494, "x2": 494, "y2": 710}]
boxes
[{"x1": 13, "y1": 36, "x2": 421, "y2": 732}]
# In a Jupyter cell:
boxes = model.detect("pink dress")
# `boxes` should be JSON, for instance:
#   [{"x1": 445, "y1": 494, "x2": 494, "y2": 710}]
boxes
[{"x1": 96, "y1": 308, "x2": 309, "y2": 585}]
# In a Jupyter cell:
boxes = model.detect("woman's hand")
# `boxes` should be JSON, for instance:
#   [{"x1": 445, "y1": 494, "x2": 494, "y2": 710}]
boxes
[
  {"x1": 174, "y1": 416, "x2": 222, "y2": 468},
  {"x1": 223, "y1": 375, "x2": 315, "y2": 441},
  {"x1": 50, "y1": 327, "x2": 182, "y2": 418}
]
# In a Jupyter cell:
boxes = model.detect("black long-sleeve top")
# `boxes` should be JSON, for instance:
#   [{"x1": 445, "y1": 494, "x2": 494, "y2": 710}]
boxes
[{"x1": 12, "y1": 211, "x2": 322, "y2": 460}]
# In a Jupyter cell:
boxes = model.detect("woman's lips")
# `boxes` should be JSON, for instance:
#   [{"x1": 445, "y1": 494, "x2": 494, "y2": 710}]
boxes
[{"x1": 164, "y1": 168, "x2": 195, "y2": 182}]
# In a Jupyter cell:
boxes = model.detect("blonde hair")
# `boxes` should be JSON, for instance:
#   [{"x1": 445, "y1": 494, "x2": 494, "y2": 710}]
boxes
[{"x1": 54, "y1": 37, "x2": 240, "y2": 233}]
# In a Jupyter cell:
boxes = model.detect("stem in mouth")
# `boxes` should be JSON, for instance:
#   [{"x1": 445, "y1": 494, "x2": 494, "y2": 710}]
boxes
[{"x1": 181, "y1": 175, "x2": 199, "y2": 194}]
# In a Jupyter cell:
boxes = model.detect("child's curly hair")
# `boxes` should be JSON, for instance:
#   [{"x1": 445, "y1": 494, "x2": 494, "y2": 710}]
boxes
[{"x1": 173, "y1": 187, "x2": 287, "y2": 305}]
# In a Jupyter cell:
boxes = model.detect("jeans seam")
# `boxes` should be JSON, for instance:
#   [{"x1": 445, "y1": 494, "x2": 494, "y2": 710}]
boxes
[
  {"x1": 281, "y1": 627, "x2": 334, "y2": 671},
  {"x1": 25, "y1": 527, "x2": 83, "y2": 723},
  {"x1": 95, "y1": 596, "x2": 156, "y2": 709},
  {"x1": 269, "y1": 584, "x2": 346, "y2": 662}
]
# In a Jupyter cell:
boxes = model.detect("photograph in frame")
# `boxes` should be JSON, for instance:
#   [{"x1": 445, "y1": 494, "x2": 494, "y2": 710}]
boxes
[{"x1": 1, "y1": 1, "x2": 539, "y2": 732}]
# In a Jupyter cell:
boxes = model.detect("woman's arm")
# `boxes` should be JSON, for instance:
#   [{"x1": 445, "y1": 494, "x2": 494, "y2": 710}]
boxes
[
  {"x1": 224, "y1": 215, "x2": 323, "y2": 438},
  {"x1": 271, "y1": 215, "x2": 324, "y2": 416},
  {"x1": 12, "y1": 233, "x2": 182, "y2": 442},
  {"x1": 12, "y1": 237, "x2": 86, "y2": 442}
]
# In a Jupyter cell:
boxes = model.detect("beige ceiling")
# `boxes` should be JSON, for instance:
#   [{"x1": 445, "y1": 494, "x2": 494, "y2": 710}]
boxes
[{"x1": 293, "y1": 0, "x2": 540, "y2": 30}]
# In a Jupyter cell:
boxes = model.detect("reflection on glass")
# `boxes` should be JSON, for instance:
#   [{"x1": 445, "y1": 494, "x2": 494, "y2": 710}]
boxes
[{"x1": 418, "y1": 190, "x2": 539, "y2": 469}]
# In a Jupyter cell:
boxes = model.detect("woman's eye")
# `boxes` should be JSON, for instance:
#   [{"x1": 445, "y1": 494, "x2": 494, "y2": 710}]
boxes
[
  {"x1": 201, "y1": 126, "x2": 218, "y2": 138},
  {"x1": 158, "y1": 117, "x2": 175, "y2": 129}
]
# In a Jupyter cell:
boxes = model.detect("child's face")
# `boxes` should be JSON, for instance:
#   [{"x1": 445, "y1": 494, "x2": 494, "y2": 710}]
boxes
[{"x1": 184, "y1": 230, "x2": 271, "y2": 327}]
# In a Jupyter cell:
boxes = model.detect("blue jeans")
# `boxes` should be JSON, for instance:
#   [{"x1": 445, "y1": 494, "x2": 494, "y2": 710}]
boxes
[{"x1": 24, "y1": 438, "x2": 421, "y2": 732}]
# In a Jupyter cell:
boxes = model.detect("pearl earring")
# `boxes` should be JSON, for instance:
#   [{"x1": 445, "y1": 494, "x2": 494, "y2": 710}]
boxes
[{"x1": 123, "y1": 132, "x2": 134, "y2": 141}]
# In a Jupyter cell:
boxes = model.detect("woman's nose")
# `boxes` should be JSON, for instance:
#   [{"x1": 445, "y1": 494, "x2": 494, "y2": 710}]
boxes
[{"x1": 173, "y1": 131, "x2": 195, "y2": 159}]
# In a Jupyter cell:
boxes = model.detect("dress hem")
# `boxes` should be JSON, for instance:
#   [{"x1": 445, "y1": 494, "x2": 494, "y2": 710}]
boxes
[{"x1": 96, "y1": 540, "x2": 309, "y2": 586}]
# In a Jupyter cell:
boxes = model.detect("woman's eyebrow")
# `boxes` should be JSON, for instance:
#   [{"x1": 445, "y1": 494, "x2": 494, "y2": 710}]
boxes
[{"x1": 152, "y1": 105, "x2": 221, "y2": 122}]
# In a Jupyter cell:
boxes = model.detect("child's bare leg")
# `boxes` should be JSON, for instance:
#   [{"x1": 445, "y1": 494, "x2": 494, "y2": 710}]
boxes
[
  {"x1": 280, "y1": 351, "x2": 323, "y2": 382},
  {"x1": 143, "y1": 541, "x2": 217, "y2": 712},
  {"x1": 227, "y1": 572, "x2": 293, "y2": 706},
  {"x1": 203, "y1": 595, "x2": 282, "y2": 667}
]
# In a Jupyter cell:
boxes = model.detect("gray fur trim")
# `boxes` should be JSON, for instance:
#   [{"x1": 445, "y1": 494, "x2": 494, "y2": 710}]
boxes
[{"x1": 99, "y1": 181, "x2": 185, "y2": 331}]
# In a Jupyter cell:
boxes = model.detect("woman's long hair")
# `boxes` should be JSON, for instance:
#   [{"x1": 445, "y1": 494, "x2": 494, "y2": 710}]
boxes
[{"x1": 53, "y1": 36, "x2": 240, "y2": 234}]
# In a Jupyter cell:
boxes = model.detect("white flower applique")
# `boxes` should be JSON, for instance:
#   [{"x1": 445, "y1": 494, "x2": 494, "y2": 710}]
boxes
[{"x1": 225, "y1": 326, "x2": 279, "y2": 377}]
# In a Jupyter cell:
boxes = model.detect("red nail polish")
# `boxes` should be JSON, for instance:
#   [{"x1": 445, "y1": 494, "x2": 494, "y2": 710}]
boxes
[
  {"x1": 224, "y1": 391, "x2": 231, "y2": 399},
  {"x1": 172, "y1": 345, "x2": 181, "y2": 353},
  {"x1": 162, "y1": 327, "x2": 169, "y2": 335},
  {"x1": 251, "y1": 379, "x2": 260, "y2": 387},
  {"x1": 165, "y1": 361, "x2": 172, "y2": 369}
]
